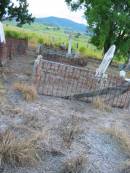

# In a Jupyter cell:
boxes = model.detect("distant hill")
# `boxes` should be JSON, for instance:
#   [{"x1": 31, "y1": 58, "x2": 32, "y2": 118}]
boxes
[{"x1": 35, "y1": 16, "x2": 88, "y2": 33}]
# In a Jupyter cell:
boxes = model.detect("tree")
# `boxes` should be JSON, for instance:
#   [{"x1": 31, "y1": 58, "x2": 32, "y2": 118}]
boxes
[
  {"x1": 0, "y1": 0, "x2": 34, "y2": 26},
  {"x1": 65, "y1": 0, "x2": 130, "y2": 58}
]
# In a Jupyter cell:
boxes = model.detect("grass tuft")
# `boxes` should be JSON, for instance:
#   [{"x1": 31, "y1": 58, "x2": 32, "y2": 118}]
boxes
[
  {"x1": 60, "y1": 114, "x2": 82, "y2": 148},
  {"x1": 61, "y1": 154, "x2": 86, "y2": 173},
  {"x1": 0, "y1": 130, "x2": 41, "y2": 167},
  {"x1": 13, "y1": 82, "x2": 37, "y2": 101},
  {"x1": 103, "y1": 126, "x2": 130, "y2": 153},
  {"x1": 92, "y1": 97, "x2": 111, "y2": 112},
  {"x1": 102, "y1": 126, "x2": 130, "y2": 172}
]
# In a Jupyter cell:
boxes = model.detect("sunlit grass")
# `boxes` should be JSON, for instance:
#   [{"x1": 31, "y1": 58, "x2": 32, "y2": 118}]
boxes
[{"x1": 4, "y1": 23, "x2": 126, "y2": 63}]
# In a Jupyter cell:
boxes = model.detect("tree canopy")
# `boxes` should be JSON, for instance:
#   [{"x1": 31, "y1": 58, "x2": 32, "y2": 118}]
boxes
[
  {"x1": 0, "y1": 0, "x2": 34, "y2": 26},
  {"x1": 65, "y1": 0, "x2": 130, "y2": 59}
]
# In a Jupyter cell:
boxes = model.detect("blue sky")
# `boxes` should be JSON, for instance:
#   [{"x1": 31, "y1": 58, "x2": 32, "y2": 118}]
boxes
[{"x1": 27, "y1": 0, "x2": 86, "y2": 24}]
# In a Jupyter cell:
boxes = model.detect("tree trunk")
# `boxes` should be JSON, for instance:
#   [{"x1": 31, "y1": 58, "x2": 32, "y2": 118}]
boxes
[{"x1": 103, "y1": 39, "x2": 111, "y2": 54}]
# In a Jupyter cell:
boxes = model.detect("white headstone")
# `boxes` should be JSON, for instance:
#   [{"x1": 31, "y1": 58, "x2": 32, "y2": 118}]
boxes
[
  {"x1": 120, "y1": 70, "x2": 126, "y2": 78},
  {"x1": 0, "y1": 22, "x2": 6, "y2": 43},
  {"x1": 95, "y1": 45, "x2": 116, "y2": 78},
  {"x1": 67, "y1": 33, "x2": 72, "y2": 56}
]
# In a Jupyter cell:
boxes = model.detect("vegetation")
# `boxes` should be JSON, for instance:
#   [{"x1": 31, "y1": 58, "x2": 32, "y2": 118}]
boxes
[
  {"x1": 4, "y1": 23, "x2": 103, "y2": 59},
  {"x1": 0, "y1": 130, "x2": 40, "y2": 167},
  {"x1": 92, "y1": 97, "x2": 111, "y2": 112},
  {"x1": 13, "y1": 82, "x2": 37, "y2": 102},
  {"x1": 65, "y1": 0, "x2": 130, "y2": 61},
  {"x1": 62, "y1": 155, "x2": 86, "y2": 173},
  {"x1": 60, "y1": 115, "x2": 82, "y2": 148},
  {"x1": 103, "y1": 126, "x2": 130, "y2": 154},
  {"x1": 0, "y1": 0, "x2": 34, "y2": 26},
  {"x1": 4, "y1": 22, "x2": 126, "y2": 63}
]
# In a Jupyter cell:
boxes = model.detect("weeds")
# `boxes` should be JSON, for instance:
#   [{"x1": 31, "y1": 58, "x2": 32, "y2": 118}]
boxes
[
  {"x1": 61, "y1": 154, "x2": 86, "y2": 173},
  {"x1": 93, "y1": 97, "x2": 112, "y2": 112},
  {"x1": 101, "y1": 126, "x2": 130, "y2": 172},
  {"x1": 60, "y1": 114, "x2": 82, "y2": 148},
  {"x1": 0, "y1": 130, "x2": 41, "y2": 168},
  {"x1": 13, "y1": 82, "x2": 37, "y2": 101},
  {"x1": 102, "y1": 126, "x2": 130, "y2": 154}
]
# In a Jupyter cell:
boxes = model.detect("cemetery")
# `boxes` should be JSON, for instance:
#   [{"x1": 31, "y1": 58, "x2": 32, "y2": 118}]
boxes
[{"x1": 1, "y1": 20, "x2": 130, "y2": 173}]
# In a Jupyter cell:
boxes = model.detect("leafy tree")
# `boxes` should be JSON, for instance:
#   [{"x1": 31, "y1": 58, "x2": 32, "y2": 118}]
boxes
[
  {"x1": 65, "y1": 0, "x2": 130, "y2": 58},
  {"x1": 0, "y1": 0, "x2": 34, "y2": 26}
]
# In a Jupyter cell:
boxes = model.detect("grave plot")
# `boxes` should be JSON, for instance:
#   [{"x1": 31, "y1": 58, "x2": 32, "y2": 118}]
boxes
[{"x1": 38, "y1": 59, "x2": 130, "y2": 108}]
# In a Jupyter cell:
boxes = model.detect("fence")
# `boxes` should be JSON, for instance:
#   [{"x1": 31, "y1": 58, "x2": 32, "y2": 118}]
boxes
[
  {"x1": 39, "y1": 46, "x2": 88, "y2": 67},
  {"x1": 38, "y1": 59, "x2": 130, "y2": 108}
]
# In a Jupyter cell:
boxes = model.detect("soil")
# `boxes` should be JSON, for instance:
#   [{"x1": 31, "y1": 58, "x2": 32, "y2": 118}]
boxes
[{"x1": 0, "y1": 47, "x2": 130, "y2": 173}]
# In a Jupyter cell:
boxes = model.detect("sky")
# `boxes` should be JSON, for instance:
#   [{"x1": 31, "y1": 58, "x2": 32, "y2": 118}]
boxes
[{"x1": 27, "y1": 0, "x2": 86, "y2": 24}]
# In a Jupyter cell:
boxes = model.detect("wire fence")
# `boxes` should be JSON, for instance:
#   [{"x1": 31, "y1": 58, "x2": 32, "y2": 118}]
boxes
[{"x1": 38, "y1": 59, "x2": 130, "y2": 108}]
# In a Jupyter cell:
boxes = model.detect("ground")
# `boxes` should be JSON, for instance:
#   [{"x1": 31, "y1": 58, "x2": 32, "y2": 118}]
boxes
[{"x1": 0, "y1": 48, "x2": 130, "y2": 173}]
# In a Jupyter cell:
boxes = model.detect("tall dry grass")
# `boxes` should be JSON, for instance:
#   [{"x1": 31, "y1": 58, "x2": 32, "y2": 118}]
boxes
[
  {"x1": 0, "y1": 130, "x2": 41, "y2": 167},
  {"x1": 13, "y1": 82, "x2": 37, "y2": 101},
  {"x1": 102, "y1": 126, "x2": 130, "y2": 172},
  {"x1": 60, "y1": 115, "x2": 82, "y2": 148},
  {"x1": 103, "y1": 126, "x2": 130, "y2": 153},
  {"x1": 92, "y1": 97, "x2": 111, "y2": 112}
]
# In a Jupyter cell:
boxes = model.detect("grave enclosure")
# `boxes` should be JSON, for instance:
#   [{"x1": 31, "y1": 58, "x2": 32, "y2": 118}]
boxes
[
  {"x1": 39, "y1": 46, "x2": 88, "y2": 67},
  {"x1": 0, "y1": 38, "x2": 28, "y2": 65},
  {"x1": 38, "y1": 59, "x2": 130, "y2": 108}
]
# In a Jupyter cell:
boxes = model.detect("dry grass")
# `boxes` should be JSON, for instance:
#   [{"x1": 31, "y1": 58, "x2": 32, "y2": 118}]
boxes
[
  {"x1": 92, "y1": 97, "x2": 112, "y2": 112},
  {"x1": 13, "y1": 82, "x2": 37, "y2": 101},
  {"x1": 8, "y1": 107, "x2": 23, "y2": 115},
  {"x1": 119, "y1": 159, "x2": 130, "y2": 173},
  {"x1": 0, "y1": 130, "x2": 41, "y2": 167},
  {"x1": 102, "y1": 126, "x2": 130, "y2": 153},
  {"x1": 102, "y1": 126, "x2": 130, "y2": 172},
  {"x1": 60, "y1": 115, "x2": 82, "y2": 148},
  {"x1": 61, "y1": 154, "x2": 86, "y2": 173}
]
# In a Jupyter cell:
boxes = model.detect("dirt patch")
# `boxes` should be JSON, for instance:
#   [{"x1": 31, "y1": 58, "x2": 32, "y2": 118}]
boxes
[{"x1": 0, "y1": 47, "x2": 130, "y2": 173}]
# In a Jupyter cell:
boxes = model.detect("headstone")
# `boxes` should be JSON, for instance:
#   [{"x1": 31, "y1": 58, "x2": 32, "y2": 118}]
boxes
[
  {"x1": 67, "y1": 33, "x2": 72, "y2": 56},
  {"x1": 119, "y1": 70, "x2": 126, "y2": 79},
  {"x1": 95, "y1": 45, "x2": 116, "y2": 78},
  {"x1": 33, "y1": 55, "x2": 43, "y2": 88},
  {"x1": 0, "y1": 22, "x2": 5, "y2": 43},
  {"x1": 36, "y1": 44, "x2": 44, "y2": 55}
]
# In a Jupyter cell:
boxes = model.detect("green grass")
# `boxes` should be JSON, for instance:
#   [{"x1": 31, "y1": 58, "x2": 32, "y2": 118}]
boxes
[
  {"x1": 4, "y1": 22, "x2": 102, "y2": 59},
  {"x1": 3, "y1": 22, "x2": 126, "y2": 63}
]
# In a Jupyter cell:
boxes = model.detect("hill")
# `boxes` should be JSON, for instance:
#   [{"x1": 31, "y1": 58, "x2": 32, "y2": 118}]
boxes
[{"x1": 35, "y1": 16, "x2": 88, "y2": 33}]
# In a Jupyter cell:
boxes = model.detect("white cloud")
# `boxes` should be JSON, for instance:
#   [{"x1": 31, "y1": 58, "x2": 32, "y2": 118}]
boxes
[{"x1": 27, "y1": 0, "x2": 86, "y2": 24}]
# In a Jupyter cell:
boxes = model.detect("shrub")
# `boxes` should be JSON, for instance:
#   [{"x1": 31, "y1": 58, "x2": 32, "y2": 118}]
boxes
[
  {"x1": 38, "y1": 38, "x2": 44, "y2": 44},
  {"x1": 79, "y1": 46, "x2": 86, "y2": 55},
  {"x1": 13, "y1": 82, "x2": 37, "y2": 102}
]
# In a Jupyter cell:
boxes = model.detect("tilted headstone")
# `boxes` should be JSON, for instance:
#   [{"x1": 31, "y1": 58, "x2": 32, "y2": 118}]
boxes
[{"x1": 95, "y1": 45, "x2": 116, "y2": 78}]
